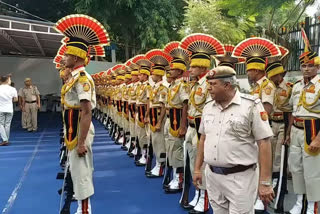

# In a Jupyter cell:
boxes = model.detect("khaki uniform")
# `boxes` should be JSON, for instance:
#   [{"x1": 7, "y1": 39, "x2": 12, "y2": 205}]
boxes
[
  {"x1": 271, "y1": 80, "x2": 292, "y2": 172},
  {"x1": 122, "y1": 83, "x2": 131, "y2": 134},
  {"x1": 136, "y1": 81, "x2": 151, "y2": 149},
  {"x1": 129, "y1": 82, "x2": 139, "y2": 138},
  {"x1": 167, "y1": 77, "x2": 189, "y2": 168},
  {"x1": 21, "y1": 85, "x2": 40, "y2": 131},
  {"x1": 18, "y1": 88, "x2": 27, "y2": 129},
  {"x1": 251, "y1": 76, "x2": 276, "y2": 106},
  {"x1": 186, "y1": 75, "x2": 210, "y2": 188},
  {"x1": 199, "y1": 91, "x2": 273, "y2": 214},
  {"x1": 62, "y1": 66, "x2": 96, "y2": 200},
  {"x1": 288, "y1": 75, "x2": 320, "y2": 201},
  {"x1": 148, "y1": 81, "x2": 168, "y2": 162}
]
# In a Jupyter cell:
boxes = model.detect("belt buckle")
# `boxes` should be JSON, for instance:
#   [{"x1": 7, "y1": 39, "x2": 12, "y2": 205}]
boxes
[{"x1": 213, "y1": 167, "x2": 225, "y2": 175}]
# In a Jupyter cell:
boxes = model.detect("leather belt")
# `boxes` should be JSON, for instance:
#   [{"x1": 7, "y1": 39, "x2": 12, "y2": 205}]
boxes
[
  {"x1": 26, "y1": 101, "x2": 36, "y2": 104},
  {"x1": 271, "y1": 112, "x2": 284, "y2": 122},
  {"x1": 293, "y1": 117, "x2": 304, "y2": 129},
  {"x1": 209, "y1": 164, "x2": 256, "y2": 175}
]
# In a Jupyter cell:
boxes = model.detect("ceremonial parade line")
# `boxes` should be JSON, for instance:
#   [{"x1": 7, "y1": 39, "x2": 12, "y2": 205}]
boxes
[{"x1": 1, "y1": 129, "x2": 47, "y2": 214}]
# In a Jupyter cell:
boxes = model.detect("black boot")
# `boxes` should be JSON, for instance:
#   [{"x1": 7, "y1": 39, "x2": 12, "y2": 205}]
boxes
[
  {"x1": 180, "y1": 153, "x2": 193, "y2": 209},
  {"x1": 162, "y1": 159, "x2": 172, "y2": 189},
  {"x1": 145, "y1": 143, "x2": 154, "y2": 175},
  {"x1": 127, "y1": 137, "x2": 135, "y2": 157},
  {"x1": 134, "y1": 142, "x2": 141, "y2": 163}
]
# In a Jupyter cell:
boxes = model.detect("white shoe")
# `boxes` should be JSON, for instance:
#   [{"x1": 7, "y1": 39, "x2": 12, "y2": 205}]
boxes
[
  {"x1": 169, "y1": 171, "x2": 182, "y2": 190},
  {"x1": 193, "y1": 190, "x2": 209, "y2": 212},
  {"x1": 254, "y1": 197, "x2": 265, "y2": 211},
  {"x1": 150, "y1": 161, "x2": 163, "y2": 176},
  {"x1": 167, "y1": 168, "x2": 176, "y2": 187},
  {"x1": 306, "y1": 201, "x2": 316, "y2": 214},
  {"x1": 118, "y1": 136, "x2": 124, "y2": 144},
  {"x1": 132, "y1": 147, "x2": 137, "y2": 156},
  {"x1": 189, "y1": 189, "x2": 200, "y2": 207},
  {"x1": 137, "y1": 155, "x2": 146, "y2": 165},
  {"x1": 125, "y1": 140, "x2": 131, "y2": 150},
  {"x1": 75, "y1": 199, "x2": 92, "y2": 214},
  {"x1": 289, "y1": 195, "x2": 303, "y2": 214}
]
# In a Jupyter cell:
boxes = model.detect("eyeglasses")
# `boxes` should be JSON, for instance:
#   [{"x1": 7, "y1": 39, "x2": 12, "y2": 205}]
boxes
[{"x1": 301, "y1": 64, "x2": 315, "y2": 68}]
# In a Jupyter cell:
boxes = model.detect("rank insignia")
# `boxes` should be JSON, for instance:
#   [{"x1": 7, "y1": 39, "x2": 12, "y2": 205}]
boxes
[
  {"x1": 264, "y1": 86, "x2": 272, "y2": 95},
  {"x1": 260, "y1": 111, "x2": 268, "y2": 121},
  {"x1": 83, "y1": 83, "x2": 90, "y2": 92},
  {"x1": 306, "y1": 85, "x2": 315, "y2": 93},
  {"x1": 195, "y1": 87, "x2": 203, "y2": 96}
]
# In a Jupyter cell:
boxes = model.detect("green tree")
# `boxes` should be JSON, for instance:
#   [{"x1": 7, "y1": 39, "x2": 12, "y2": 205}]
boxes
[
  {"x1": 180, "y1": 0, "x2": 255, "y2": 44},
  {"x1": 75, "y1": 0, "x2": 186, "y2": 61}
]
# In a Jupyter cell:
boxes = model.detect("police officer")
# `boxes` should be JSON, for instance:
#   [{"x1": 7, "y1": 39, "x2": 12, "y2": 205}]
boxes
[
  {"x1": 179, "y1": 34, "x2": 227, "y2": 214},
  {"x1": 127, "y1": 60, "x2": 140, "y2": 157},
  {"x1": 20, "y1": 78, "x2": 40, "y2": 132},
  {"x1": 55, "y1": 14, "x2": 109, "y2": 213},
  {"x1": 164, "y1": 45, "x2": 189, "y2": 193},
  {"x1": 232, "y1": 37, "x2": 280, "y2": 212},
  {"x1": 286, "y1": 32, "x2": 320, "y2": 214},
  {"x1": 193, "y1": 66, "x2": 274, "y2": 214},
  {"x1": 265, "y1": 46, "x2": 292, "y2": 213},
  {"x1": 134, "y1": 56, "x2": 152, "y2": 166},
  {"x1": 145, "y1": 49, "x2": 170, "y2": 177}
]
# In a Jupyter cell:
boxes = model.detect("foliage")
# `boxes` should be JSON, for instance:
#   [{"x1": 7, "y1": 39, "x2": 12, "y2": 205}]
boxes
[
  {"x1": 75, "y1": 0, "x2": 186, "y2": 60},
  {"x1": 179, "y1": 0, "x2": 255, "y2": 44}
]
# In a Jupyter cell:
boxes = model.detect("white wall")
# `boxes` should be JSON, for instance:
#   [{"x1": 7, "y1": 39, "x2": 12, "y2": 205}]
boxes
[{"x1": 0, "y1": 56, "x2": 115, "y2": 95}]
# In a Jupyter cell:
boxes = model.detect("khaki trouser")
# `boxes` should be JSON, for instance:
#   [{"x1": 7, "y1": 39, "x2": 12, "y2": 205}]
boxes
[
  {"x1": 185, "y1": 126, "x2": 206, "y2": 189},
  {"x1": 150, "y1": 118, "x2": 166, "y2": 163},
  {"x1": 136, "y1": 113, "x2": 148, "y2": 149},
  {"x1": 21, "y1": 111, "x2": 27, "y2": 129},
  {"x1": 69, "y1": 123, "x2": 95, "y2": 200},
  {"x1": 289, "y1": 125, "x2": 320, "y2": 201},
  {"x1": 25, "y1": 102, "x2": 38, "y2": 131},
  {"x1": 167, "y1": 130, "x2": 184, "y2": 168},
  {"x1": 205, "y1": 165, "x2": 258, "y2": 214},
  {"x1": 271, "y1": 121, "x2": 284, "y2": 172},
  {"x1": 129, "y1": 112, "x2": 136, "y2": 138}
]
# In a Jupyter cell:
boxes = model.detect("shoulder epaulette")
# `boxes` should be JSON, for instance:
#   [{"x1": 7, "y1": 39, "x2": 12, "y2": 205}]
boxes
[
  {"x1": 79, "y1": 71, "x2": 88, "y2": 84},
  {"x1": 294, "y1": 79, "x2": 302, "y2": 85},
  {"x1": 205, "y1": 99, "x2": 213, "y2": 105},
  {"x1": 240, "y1": 93, "x2": 261, "y2": 104}
]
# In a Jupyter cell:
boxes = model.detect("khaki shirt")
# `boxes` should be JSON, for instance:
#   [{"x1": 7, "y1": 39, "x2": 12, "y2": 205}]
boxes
[
  {"x1": 167, "y1": 77, "x2": 189, "y2": 109},
  {"x1": 199, "y1": 91, "x2": 273, "y2": 167},
  {"x1": 136, "y1": 81, "x2": 151, "y2": 105},
  {"x1": 188, "y1": 75, "x2": 211, "y2": 117},
  {"x1": 63, "y1": 66, "x2": 96, "y2": 109},
  {"x1": 273, "y1": 80, "x2": 293, "y2": 114},
  {"x1": 289, "y1": 75, "x2": 320, "y2": 119},
  {"x1": 149, "y1": 81, "x2": 168, "y2": 108},
  {"x1": 251, "y1": 76, "x2": 275, "y2": 106},
  {"x1": 21, "y1": 85, "x2": 40, "y2": 102},
  {"x1": 129, "y1": 81, "x2": 139, "y2": 104}
]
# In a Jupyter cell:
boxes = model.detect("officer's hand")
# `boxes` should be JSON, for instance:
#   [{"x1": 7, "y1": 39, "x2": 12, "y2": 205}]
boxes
[
  {"x1": 178, "y1": 126, "x2": 187, "y2": 138},
  {"x1": 192, "y1": 171, "x2": 202, "y2": 189},
  {"x1": 77, "y1": 144, "x2": 88, "y2": 157},
  {"x1": 144, "y1": 117, "x2": 149, "y2": 124},
  {"x1": 282, "y1": 134, "x2": 290, "y2": 145},
  {"x1": 37, "y1": 104, "x2": 41, "y2": 109},
  {"x1": 258, "y1": 184, "x2": 274, "y2": 205},
  {"x1": 309, "y1": 138, "x2": 320, "y2": 153},
  {"x1": 155, "y1": 122, "x2": 161, "y2": 132}
]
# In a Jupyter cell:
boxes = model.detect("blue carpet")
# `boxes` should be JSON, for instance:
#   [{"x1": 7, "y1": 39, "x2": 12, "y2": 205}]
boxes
[{"x1": 0, "y1": 112, "x2": 198, "y2": 214}]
